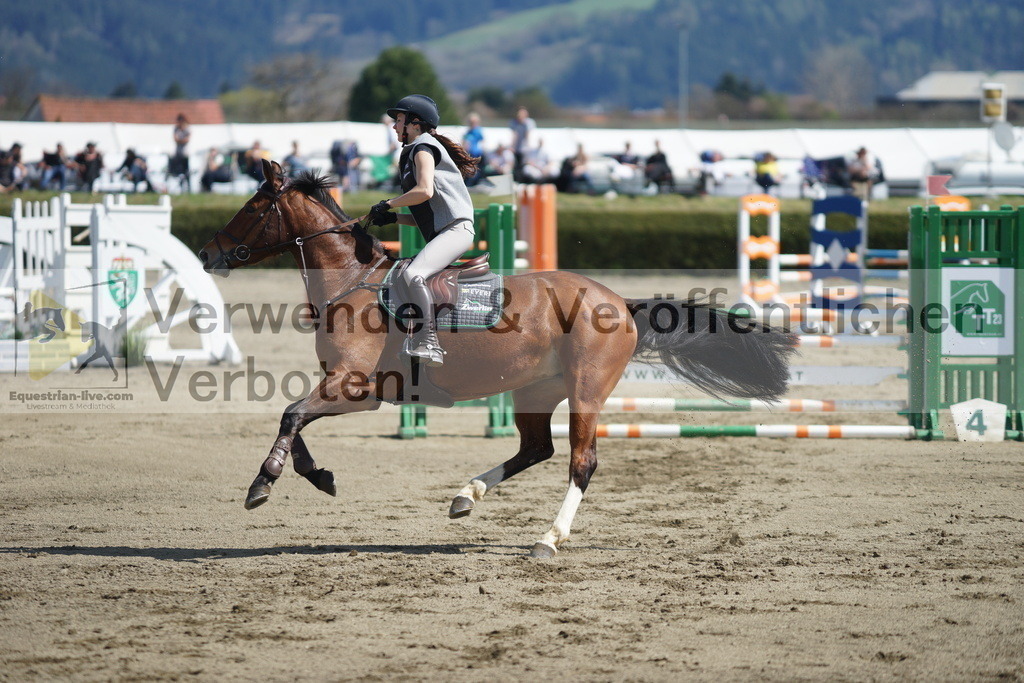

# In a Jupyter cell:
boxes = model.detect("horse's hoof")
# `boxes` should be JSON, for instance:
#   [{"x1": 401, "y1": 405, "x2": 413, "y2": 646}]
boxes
[
  {"x1": 528, "y1": 542, "x2": 557, "y2": 559},
  {"x1": 244, "y1": 479, "x2": 273, "y2": 510},
  {"x1": 448, "y1": 495, "x2": 475, "y2": 519},
  {"x1": 304, "y1": 468, "x2": 337, "y2": 497}
]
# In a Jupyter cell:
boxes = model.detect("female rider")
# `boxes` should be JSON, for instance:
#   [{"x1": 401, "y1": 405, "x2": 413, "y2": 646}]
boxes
[{"x1": 367, "y1": 95, "x2": 479, "y2": 367}]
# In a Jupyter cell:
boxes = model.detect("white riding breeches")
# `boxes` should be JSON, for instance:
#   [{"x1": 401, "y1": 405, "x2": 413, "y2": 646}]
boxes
[{"x1": 403, "y1": 219, "x2": 476, "y2": 284}]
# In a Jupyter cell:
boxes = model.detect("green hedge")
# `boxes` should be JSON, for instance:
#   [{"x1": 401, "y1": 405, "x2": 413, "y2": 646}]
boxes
[
  {"x1": 555, "y1": 210, "x2": 911, "y2": 270},
  {"x1": 170, "y1": 205, "x2": 913, "y2": 270}
]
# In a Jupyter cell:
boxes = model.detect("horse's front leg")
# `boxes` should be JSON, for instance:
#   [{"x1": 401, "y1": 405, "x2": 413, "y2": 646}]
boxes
[{"x1": 245, "y1": 372, "x2": 379, "y2": 510}]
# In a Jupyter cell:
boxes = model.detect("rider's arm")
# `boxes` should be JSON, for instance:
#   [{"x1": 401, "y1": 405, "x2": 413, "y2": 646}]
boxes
[{"x1": 382, "y1": 149, "x2": 435, "y2": 211}]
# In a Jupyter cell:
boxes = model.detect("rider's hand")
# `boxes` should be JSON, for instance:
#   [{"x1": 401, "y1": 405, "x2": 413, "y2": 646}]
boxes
[{"x1": 367, "y1": 200, "x2": 397, "y2": 227}]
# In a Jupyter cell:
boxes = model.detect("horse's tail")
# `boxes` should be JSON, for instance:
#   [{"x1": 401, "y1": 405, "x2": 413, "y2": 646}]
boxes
[{"x1": 627, "y1": 299, "x2": 798, "y2": 401}]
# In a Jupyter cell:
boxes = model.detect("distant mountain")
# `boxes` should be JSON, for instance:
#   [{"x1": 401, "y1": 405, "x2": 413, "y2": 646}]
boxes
[{"x1": 2, "y1": 0, "x2": 1021, "y2": 112}]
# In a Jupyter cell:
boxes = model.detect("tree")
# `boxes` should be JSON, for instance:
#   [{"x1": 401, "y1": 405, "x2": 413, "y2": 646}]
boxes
[
  {"x1": 467, "y1": 86, "x2": 507, "y2": 112},
  {"x1": 348, "y1": 47, "x2": 457, "y2": 125},
  {"x1": 509, "y1": 86, "x2": 555, "y2": 120},
  {"x1": 714, "y1": 73, "x2": 762, "y2": 102},
  {"x1": 163, "y1": 81, "x2": 187, "y2": 99},
  {"x1": 803, "y1": 46, "x2": 875, "y2": 116},
  {"x1": 245, "y1": 54, "x2": 348, "y2": 122},
  {"x1": 110, "y1": 81, "x2": 138, "y2": 98}
]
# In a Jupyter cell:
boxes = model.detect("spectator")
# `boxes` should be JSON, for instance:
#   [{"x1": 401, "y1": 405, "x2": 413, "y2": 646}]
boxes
[
  {"x1": 521, "y1": 138, "x2": 554, "y2": 183},
  {"x1": 200, "y1": 147, "x2": 233, "y2": 192},
  {"x1": 343, "y1": 141, "x2": 363, "y2": 191},
  {"x1": 847, "y1": 147, "x2": 881, "y2": 201},
  {"x1": 645, "y1": 140, "x2": 675, "y2": 192},
  {"x1": 74, "y1": 142, "x2": 104, "y2": 193},
  {"x1": 753, "y1": 151, "x2": 781, "y2": 195},
  {"x1": 616, "y1": 141, "x2": 641, "y2": 170},
  {"x1": 243, "y1": 140, "x2": 270, "y2": 181},
  {"x1": 39, "y1": 143, "x2": 72, "y2": 191},
  {"x1": 697, "y1": 149, "x2": 724, "y2": 196},
  {"x1": 487, "y1": 143, "x2": 515, "y2": 176},
  {"x1": 0, "y1": 143, "x2": 28, "y2": 192},
  {"x1": 0, "y1": 150, "x2": 14, "y2": 194},
  {"x1": 283, "y1": 140, "x2": 308, "y2": 178},
  {"x1": 116, "y1": 148, "x2": 155, "y2": 192},
  {"x1": 462, "y1": 112, "x2": 486, "y2": 186},
  {"x1": 509, "y1": 106, "x2": 536, "y2": 182},
  {"x1": 556, "y1": 143, "x2": 593, "y2": 194},
  {"x1": 330, "y1": 140, "x2": 348, "y2": 187},
  {"x1": 168, "y1": 114, "x2": 191, "y2": 191}
]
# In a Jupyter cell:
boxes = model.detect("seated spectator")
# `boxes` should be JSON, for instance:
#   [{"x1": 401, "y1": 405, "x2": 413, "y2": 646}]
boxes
[
  {"x1": 243, "y1": 140, "x2": 270, "y2": 182},
  {"x1": 200, "y1": 147, "x2": 233, "y2": 192},
  {"x1": 283, "y1": 140, "x2": 308, "y2": 179},
  {"x1": 487, "y1": 143, "x2": 515, "y2": 177},
  {"x1": 556, "y1": 144, "x2": 593, "y2": 194},
  {"x1": 754, "y1": 151, "x2": 781, "y2": 195},
  {"x1": 39, "y1": 143, "x2": 72, "y2": 191},
  {"x1": 521, "y1": 138, "x2": 555, "y2": 184},
  {"x1": 616, "y1": 141, "x2": 641, "y2": 170},
  {"x1": 6, "y1": 143, "x2": 29, "y2": 191},
  {"x1": 697, "y1": 149, "x2": 724, "y2": 196},
  {"x1": 117, "y1": 148, "x2": 155, "y2": 192},
  {"x1": 74, "y1": 142, "x2": 104, "y2": 193},
  {"x1": 645, "y1": 140, "x2": 675, "y2": 192},
  {"x1": 0, "y1": 150, "x2": 14, "y2": 194}
]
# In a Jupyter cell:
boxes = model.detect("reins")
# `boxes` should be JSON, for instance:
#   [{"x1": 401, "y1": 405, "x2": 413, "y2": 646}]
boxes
[{"x1": 214, "y1": 179, "x2": 396, "y2": 322}]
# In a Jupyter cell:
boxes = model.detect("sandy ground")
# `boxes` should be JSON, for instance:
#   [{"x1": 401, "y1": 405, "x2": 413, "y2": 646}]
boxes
[{"x1": 1, "y1": 270, "x2": 1022, "y2": 681}]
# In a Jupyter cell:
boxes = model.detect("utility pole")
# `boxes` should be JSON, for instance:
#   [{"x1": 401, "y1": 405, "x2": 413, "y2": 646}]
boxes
[{"x1": 678, "y1": 24, "x2": 689, "y2": 127}]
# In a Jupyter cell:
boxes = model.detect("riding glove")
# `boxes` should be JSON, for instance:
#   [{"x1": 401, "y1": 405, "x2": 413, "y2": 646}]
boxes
[{"x1": 368, "y1": 200, "x2": 397, "y2": 227}]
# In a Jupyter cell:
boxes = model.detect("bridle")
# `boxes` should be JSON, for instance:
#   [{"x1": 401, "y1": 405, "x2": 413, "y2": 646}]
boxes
[{"x1": 209, "y1": 179, "x2": 389, "y2": 320}]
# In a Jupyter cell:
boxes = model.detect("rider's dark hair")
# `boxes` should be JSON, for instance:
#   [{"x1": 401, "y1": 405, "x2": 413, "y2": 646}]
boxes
[{"x1": 430, "y1": 130, "x2": 479, "y2": 180}]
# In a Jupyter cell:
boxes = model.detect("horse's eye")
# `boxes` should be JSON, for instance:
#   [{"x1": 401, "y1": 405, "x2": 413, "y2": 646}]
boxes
[{"x1": 245, "y1": 203, "x2": 256, "y2": 214}]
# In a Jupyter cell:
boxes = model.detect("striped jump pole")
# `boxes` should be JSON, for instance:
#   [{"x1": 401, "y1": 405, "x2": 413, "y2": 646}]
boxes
[
  {"x1": 551, "y1": 424, "x2": 924, "y2": 439},
  {"x1": 556, "y1": 398, "x2": 907, "y2": 413},
  {"x1": 796, "y1": 334, "x2": 903, "y2": 347}
]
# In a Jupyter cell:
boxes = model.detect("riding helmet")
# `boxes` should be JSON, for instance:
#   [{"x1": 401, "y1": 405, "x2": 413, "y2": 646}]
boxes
[{"x1": 387, "y1": 95, "x2": 440, "y2": 130}]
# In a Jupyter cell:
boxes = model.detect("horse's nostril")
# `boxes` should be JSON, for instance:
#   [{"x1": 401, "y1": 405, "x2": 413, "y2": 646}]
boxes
[{"x1": 199, "y1": 250, "x2": 208, "y2": 263}]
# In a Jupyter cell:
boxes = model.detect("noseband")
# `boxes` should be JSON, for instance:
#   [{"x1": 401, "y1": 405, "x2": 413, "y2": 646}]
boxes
[{"x1": 211, "y1": 183, "x2": 286, "y2": 266}]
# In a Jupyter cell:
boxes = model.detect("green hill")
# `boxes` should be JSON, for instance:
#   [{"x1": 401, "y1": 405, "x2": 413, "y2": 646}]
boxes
[{"x1": 1, "y1": 0, "x2": 1021, "y2": 113}]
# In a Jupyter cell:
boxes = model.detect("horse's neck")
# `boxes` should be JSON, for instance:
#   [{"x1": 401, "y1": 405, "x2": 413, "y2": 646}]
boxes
[{"x1": 297, "y1": 236, "x2": 388, "y2": 301}]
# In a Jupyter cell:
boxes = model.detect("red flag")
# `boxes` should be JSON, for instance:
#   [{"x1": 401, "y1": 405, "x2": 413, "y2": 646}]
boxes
[{"x1": 927, "y1": 175, "x2": 952, "y2": 196}]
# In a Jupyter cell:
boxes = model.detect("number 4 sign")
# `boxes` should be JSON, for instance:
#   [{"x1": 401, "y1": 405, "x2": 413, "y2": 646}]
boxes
[{"x1": 951, "y1": 398, "x2": 1008, "y2": 442}]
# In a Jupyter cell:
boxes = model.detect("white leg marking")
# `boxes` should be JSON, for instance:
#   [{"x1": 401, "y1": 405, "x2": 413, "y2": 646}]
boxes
[
  {"x1": 456, "y1": 464, "x2": 505, "y2": 501},
  {"x1": 537, "y1": 481, "x2": 585, "y2": 550}
]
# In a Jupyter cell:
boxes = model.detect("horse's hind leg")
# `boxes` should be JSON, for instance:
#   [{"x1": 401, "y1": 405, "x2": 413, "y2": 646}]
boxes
[
  {"x1": 529, "y1": 332, "x2": 631, "y2": 558},
  {"x1": 528, "y1": 407, "x2": 600, "y2": 558},
  {"x1": 448, "y1": 379, "x2": 566, "y2": 519}
]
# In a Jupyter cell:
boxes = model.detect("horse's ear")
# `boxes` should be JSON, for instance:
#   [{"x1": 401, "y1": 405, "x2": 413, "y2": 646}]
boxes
[{"x1": 262, "y1": 159, "x2": 284, "y2": 189}]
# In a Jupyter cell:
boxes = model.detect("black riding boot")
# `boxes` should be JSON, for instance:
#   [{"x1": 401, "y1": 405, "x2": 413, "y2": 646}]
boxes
[{"x1": 402, "y1": 275, "x2": 445, "y2": 367}]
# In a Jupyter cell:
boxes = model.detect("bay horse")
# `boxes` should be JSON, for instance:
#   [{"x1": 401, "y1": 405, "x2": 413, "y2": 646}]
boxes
[{"x1": 199, "y1": 159, "x2": 796, "y2": 558}]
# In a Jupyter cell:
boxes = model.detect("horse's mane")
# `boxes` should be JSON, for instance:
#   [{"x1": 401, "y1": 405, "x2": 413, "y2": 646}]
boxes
[{"x1": 286, "y1": 171, "x2": 392, "y2": 259}]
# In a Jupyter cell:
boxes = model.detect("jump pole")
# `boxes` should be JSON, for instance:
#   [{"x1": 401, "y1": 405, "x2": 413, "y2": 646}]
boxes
[
  {"x1": 556, "y1": 398, "x2": 907, "y2": 413},
  {"x1": 551, "y1": 424, "x2": 924, "y2": 439}
]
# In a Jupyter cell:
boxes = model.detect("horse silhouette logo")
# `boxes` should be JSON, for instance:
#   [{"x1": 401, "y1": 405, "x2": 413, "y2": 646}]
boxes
[{"x1": 951, "y1": 280, "x2": 1005, "y2": 338}]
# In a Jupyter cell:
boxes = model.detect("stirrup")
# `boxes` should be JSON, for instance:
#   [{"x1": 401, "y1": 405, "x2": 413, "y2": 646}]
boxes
[{"x1": 404, "y1": 335, "x2": 446, "y2": 367}]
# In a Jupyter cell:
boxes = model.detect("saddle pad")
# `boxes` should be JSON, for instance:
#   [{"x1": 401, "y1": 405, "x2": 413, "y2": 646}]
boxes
[{"x1": 379, "y1": 264, "x2": 505, "y2": 330}]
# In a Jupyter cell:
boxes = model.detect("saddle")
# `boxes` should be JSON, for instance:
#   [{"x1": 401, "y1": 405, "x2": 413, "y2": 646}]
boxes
[{"x1": 390, "y1": 252, "x2": 491, "y2": 310}]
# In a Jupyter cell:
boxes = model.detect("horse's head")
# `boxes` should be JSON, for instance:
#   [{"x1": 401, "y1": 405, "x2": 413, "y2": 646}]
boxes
[
  {"x1": 199, "y1": 159, "x2": 291, "y2": 276},
  {"x1": 199, "y1": 159, "x2": 383, "y2": 277}
]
